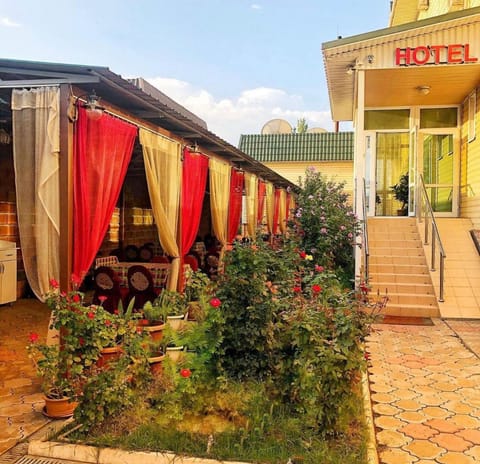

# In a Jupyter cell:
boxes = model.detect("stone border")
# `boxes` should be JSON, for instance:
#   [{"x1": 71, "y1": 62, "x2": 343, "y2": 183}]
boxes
[{"x1": 362, "y1": 371, "x2": 379, "y2": 464}]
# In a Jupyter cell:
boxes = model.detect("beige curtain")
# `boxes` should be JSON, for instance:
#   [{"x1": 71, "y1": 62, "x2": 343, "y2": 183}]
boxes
[
  {"x1": 265, "y1": 182, "x2": 275, "y2": 234},
  {"x1": 278, "y1": 188, "x2": 287, "y2": 233},
  {"x1": 209, "y1": 157, "x2": 231, "y2": 257},
  {"x1": 244, "y1": 172, "x2": 258, "y2": 238},
  {"x1": 12, "y1": 87, "x2": 60, "y2": 301},
  {"x1": 139, "y1": 129, "x2": 181, "y2": 290}
]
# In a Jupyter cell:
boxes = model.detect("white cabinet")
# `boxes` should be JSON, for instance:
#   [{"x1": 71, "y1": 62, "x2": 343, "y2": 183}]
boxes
[{"x1": 0, "y1": 241, "x2": 17, "y2": 305}]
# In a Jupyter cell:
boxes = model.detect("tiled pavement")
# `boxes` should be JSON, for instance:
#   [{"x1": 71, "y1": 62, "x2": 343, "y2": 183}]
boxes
[
  {"x1": 1, "y1": 299, "x2": 480, "y2": 464},
  {"x1": 0, "y1": 299, "x2": 51, "y2": 455},
  {"x1": 367, "y1": 319, "x2": 480, "y2": 464}
]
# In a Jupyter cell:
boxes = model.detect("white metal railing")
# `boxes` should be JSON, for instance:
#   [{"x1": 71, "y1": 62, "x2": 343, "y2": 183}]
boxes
[
  {"x1": 354, "y1": 177, "x2": 369, "y2": 286},
  {"x1": 417, "y1": 174, "x2": 446, "y2": 302}
]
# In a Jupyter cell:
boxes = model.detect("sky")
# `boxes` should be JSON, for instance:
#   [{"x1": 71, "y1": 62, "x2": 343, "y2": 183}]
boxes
[{"x1": 0, "y1": 1, "x2": 391, "y2": 145}]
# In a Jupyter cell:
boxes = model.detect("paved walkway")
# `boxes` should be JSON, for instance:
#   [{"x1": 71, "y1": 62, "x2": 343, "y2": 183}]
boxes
[
  {"x1": 367, "y1": 319, "x2": 480, "y2": 464},
  {"x1": 0, "y1": 299, "x2": 50, "y2": 455}
]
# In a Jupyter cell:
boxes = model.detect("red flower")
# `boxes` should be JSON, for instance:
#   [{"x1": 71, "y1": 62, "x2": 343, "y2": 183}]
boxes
[
  {"x1": 71, "y1": 274, "x2": 82, "y2": 286},
  {"x1": 293, "y1": 285, "x2": 302, "y2": 293},
  {"x1": 180, "y1": 368, "x2": 191, "y2": 378},
  {"x1": 364, "y1": 352, "x2": 371, "y2": 361},
  {"x1": 79, "y1": 337, "x2": 85, "y2": 346},
  {"x1": 72, "y1": 294, "x2": 81, "y2": 303},
  {"x1": 113, "y1": 309, "x2": 119, "y2": 315},
  {"x1": 312, "y1": 284, "x2": 322, "y2": 294},
  {"x1": 49, "y1": 278, "x2": 59, "y2": 289},
  {"x1": 105, "y1": 320, "x2": 112, "y2": 326},
  {"x1": 28, "y1": 332, "x2": 39, "y2": 343},
  {"x1": 299, "y1": 251, "x2": 307, "y2": 259},
  {"x1": 315, "y1": 265, "x2": 324, "y2": 273},
  {"x1": 98, "y1": 295, "x2": 107, "y2": 303},
  {"x1": 87, "y1": 312, "x2": 95, "y2": 320},
  {"x1": 210, "y1": 297, "x2": 221, "y2": 308}
]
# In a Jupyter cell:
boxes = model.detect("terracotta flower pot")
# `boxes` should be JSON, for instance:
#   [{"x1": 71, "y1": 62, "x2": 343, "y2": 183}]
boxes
[
  {"x1": 142, "y1": 322, "x2": 166, "y2": 342},
  {"x1": 43, "y1": 395, "x2": 78, "y2": 419},
  {"x1": 148, "y1": 352, "x2": 166, "y2": 376},
  {"x1": 96, "y1": 345, "x2": 123, "y2": 368}
]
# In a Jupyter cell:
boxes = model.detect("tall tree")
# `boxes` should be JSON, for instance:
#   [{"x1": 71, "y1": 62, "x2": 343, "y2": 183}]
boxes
[{"x1": 296, "y1": 118, "x2": 309, "y2": 133}]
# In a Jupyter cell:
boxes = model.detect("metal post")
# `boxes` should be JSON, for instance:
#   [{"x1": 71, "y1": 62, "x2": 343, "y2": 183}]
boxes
[
  {"x1": 431, "y1": 227, "x2": 436, "y2": 271},
  {"x1": 439, "y1": 255, "x2": 445, "y2": 302}
]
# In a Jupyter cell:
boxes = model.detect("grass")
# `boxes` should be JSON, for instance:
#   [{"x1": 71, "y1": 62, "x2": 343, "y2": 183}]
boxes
[{"x1": 66, "y1": 377, "x2": 369, "y2": 464}]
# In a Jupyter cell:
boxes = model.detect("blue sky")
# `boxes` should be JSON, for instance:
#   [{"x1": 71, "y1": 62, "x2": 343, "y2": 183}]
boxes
[{"x1": 0, "y1": 1, "x2": 390, "y2": 144}]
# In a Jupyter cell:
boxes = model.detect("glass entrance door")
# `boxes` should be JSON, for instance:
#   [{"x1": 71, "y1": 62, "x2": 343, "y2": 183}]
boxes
[
  {"x1": 375, "y1": 132, "x2": 410, "y2": 216},
  {"x1": 420, "y1": 132, "x2": 458, "y2": 215}
]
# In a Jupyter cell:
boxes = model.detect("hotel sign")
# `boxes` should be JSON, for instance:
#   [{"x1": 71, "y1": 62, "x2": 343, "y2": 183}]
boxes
[{"x1": 395, "y1": 44, "x2": 478, "y2": 66}]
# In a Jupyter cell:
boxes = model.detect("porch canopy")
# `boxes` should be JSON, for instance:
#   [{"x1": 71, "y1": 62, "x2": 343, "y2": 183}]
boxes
[
  {"x1": 322, "y1": 6, "x2": 480, "y2": 122},
  {"x1": 0, "y1": 58, "x2": 297, "y2": 293}
]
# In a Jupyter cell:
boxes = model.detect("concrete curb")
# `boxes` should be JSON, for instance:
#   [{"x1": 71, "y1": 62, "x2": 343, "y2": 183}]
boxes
[
  {"x1": 362, "y1": 370, "x2": 379, "y2": 464},
  {"x1": 28, "y1": 439, "x2": 249, "y2": 464}
]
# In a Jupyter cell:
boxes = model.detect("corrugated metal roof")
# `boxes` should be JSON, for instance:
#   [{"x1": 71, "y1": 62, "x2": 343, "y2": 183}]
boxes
[
  {"x1": 0, "y1": 58, "x2": 297, "y2": 191},
  {"x1": 238, "y1": 132, "x2": 354, "y2": 163}
]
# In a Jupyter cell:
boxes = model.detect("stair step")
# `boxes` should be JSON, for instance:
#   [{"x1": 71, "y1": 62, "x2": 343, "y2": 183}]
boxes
[
  {"x1": 382, "y1": 292, "x2": 438, "y2": 305},
  {"x1": 370, "y1": 248, "x2": 425, "y2": 257},
  {"x1": 369, "y1": 256, "x2": 427, "y2": 266},
  {"x1": 369, "y1": 273, "x2": 433, "y2": 285},
  {"x1": 370, "y1": 282, "x2": 435, "y2": 294},
  {"x1": 383, "y1": 303, "x2": 439, "y2": 318},
  {"x1": 369, "y1": 263, "x2": 430, "y2": 274},
  {"x1": 369, "y1": 240, "x2": 423, "y2": 248}
]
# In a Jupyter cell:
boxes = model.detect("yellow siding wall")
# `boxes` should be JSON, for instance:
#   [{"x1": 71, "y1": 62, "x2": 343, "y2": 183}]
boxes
[
  {"x1": 460, "y1": 87, "x2": 480, "y2": 228},
  {"x1": 416, "y1": 0, "x2": 479, "y2": 20},
  {"x1": 263, "y1": 161, "x2": 354, "y2": 198}
]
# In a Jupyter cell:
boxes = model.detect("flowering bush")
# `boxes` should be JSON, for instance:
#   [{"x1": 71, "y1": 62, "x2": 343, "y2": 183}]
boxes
[
  {"x1": 292, "y1": 167, "x2": 361, "y2": 285},
  {"x1": 27, "y1": 278, "x2": 142, "y2": 400}
]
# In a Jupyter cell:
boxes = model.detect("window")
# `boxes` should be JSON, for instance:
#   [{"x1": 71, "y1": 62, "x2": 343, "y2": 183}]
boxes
[
  {"x1": 420, "y1": 108, "x2": 457, "y2": 129},
  {"x1": 364, "y1": 109, "x2": 410, "y2": 130}
]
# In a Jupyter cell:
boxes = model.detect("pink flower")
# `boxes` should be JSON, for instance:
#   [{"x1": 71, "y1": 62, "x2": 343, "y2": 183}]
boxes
[
  {"x1": 72, "y1": 294, "x2": 81, "y2": 303},
  {"x1": 293, "y1": 286, "x2": 302, "y2": 293},
  {"x1": 315, "y1": 265, "x2": 324, "y2": 273},
  {"x1": 312, "y1": 284, "x2": 322, "y2": 294},
  {"x1": 340, "y1": 225, "x2": 346, "y2": 231},
  {"x1": 28, "y1": 332, "x2": 39, "y2": 343},
  {"x1": 49, "y1": 278, "x2": 59, "y2": 289},
  {"x1": 180, "y1": 368, "x2": 191, "y2": 378},
  {"x1": 98, "y1": 295, "x2": 107, "y2": 303},
  {"x1": 320, "y1": 228, "x2": 327, "y2": 234},
  {"x1": 210, "y1": 298, "x2": 221, "y2": 308},
  {"x1": 348, "y1": 233, "x2": 353, "y2": 239},
  {"x1": 87, "y1": 312, "x2": 95, "y2": 320}
]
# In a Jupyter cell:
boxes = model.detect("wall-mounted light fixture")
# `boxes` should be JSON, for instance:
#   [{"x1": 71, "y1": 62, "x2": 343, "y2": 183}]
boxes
[
  {"x1": 83, "y1": 90, "x2": 104, "y2": 120},
  {"x1": 346, "y1": 64, "x2": 355, "y2": 75},
  {"x1": 416, "y1": 85, "x2": 431, "y2": 95}
]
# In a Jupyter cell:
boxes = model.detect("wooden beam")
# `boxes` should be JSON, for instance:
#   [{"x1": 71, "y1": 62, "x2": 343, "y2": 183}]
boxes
[{"x1": 59, "y1": 84, "x2": 73, "y2": 291}]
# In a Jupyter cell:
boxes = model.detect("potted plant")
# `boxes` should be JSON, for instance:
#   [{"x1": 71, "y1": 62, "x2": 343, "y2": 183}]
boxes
[
  {"x1": 390, "y1": 173, "x2": 409, "y2": 215},
  {"x1": 27, "y1": 333, "x2": 78, "y2": 418}
]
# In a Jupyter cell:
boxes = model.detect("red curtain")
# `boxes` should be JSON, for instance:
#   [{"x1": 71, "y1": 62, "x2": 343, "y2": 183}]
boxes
[
  {"x1": 273, "y1": 188, "x2": 281, "y2": 235},
  {"x1": 181, "y1": 148, "x2": 209, "y2": 256},
  {"x1": 286, "y1": 192, "x2": 291, "y2": 223},
  {"x1": 73, "y1": 106, "x2": 137, "y2": 281},
  {"x1": 257, "y1": 181, "x2": 266, "y2": 224},
  {"x1": 227, "y1": 170, "x2": 244, "y2": 243}
]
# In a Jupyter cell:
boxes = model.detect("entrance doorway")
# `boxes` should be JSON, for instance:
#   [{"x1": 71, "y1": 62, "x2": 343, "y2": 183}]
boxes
[
  {"x1": 374, "y1": 132, "x2": 410, "y2": 216},
  {"x1": 366, "y1": 130, "x2": 458, "y2": 217},
  {"x1": 419, "y1": 132, "x2": 458, "y2": 215}
]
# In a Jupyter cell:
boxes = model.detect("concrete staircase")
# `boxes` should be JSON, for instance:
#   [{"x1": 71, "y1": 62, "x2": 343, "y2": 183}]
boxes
[{"x1": 367, "y1": 217, "x2": 440, "y2": 318}]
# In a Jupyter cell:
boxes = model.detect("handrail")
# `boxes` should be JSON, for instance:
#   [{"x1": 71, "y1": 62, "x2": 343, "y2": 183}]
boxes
[
  {"x1": 361, "y1": 178, "x2": 369, "y2": 283},
  {"x1": 417, "y1": 174, "x2": 446, "y2": 302}
]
